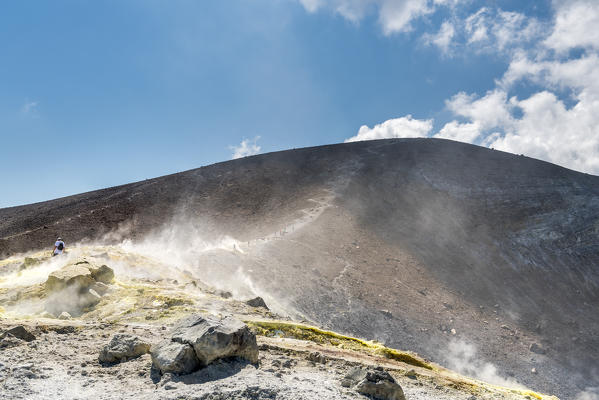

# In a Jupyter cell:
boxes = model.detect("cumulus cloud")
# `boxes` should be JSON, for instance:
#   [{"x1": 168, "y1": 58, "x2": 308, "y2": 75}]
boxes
[
  {"x1": 545, "y1": 0, "x2": 599, "y2": 53},
  {"x1": 423, "y1": 20, "x2": 455, "y2": 54},
  {"x1": 451, "y1": 0, "x2": 599, "y2": 174},
  {"x1": 344, "y1": 0, "x2": 599, "y2": 175},
  {"x1": 229, "y1": 136, "x2": 262, "y2": 159},
  {"x1": 434, "y1": 121, "x2": 481, "y2": 142},
  {"x1": 297, "y1": 0, "x2": 457, "y2": 35},
  {"x1": 345, "y1": 115, "x2": 432, "y2": 142}
]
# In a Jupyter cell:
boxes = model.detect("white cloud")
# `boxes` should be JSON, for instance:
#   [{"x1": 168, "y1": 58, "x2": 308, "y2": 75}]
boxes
[
  {"x1": 339, "y1": 0, "x2": 599, "y2": 174},
  {"x1": 378, "y1": 0, "x2": 432, "y2": 34},
  {"x1": 20, "y1": 101, "x2": 39, "y2": 117},
  {"x1": 451, "y1": 1, "x2": 599, "y2": 174},
  {"x1": 446, "y1": 90, "x2": 513, "y2": 131},
  {"x1": 230, "y1": 136, "x2": 262, "y2": 159},
  {"x1": 299, "y1": 0, "x2": 323, "y2": 13},
  {"x1": 345, "y1": 115, "x2": 432, "y2": 142},
  {"x1": 434, "y1": 121, "x2": 481, "y2": 142},
  {"x1": 488, "y1": 91, "x2": 599, "y2": 174},
  {"x1": 461, "y1": 8, "x2": 543, "y2": 54},
  {"x1": 297, "y1": 0, "x2": 457, "y2": 35},
  {"x1": 423, "y1": 20, "x2": 455, "y2": 54},
  {"x1": 545, "y1": 0, "x2": 599, "y2": 53}
]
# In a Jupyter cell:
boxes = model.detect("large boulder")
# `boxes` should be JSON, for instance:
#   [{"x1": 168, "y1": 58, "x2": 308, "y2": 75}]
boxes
[
  {"x1": 45, "y1": 260, "x2": 115, "y2": 293},
  {"x1": 45, "y1": 264, "x2": 95, "y2": 292},
  {"x1": 151, "y1": 314, "x2": 258, "y2": 375},
  {"x1": 342, "y1": 368, "x2": 405, "y2": 400},
  {"x1": 44, "y1": 260, "x2": 114, "y2": 315},
  {"x1": 99, "y1": 334, "x2": 150, "y2": 363},
  {"x1": 171, "y1": 314, "x2": 259, "y2": 366},
  {"x1": 151, "y1": 340, "x2": 200, "y2": 374}
]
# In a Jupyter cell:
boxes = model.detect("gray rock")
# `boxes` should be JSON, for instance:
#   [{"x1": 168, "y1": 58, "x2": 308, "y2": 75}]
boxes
[
  {"x1": 58, "y1": 311, "x2": 72, "y2": 320},
  {"x1": 0, "y1": 333, "x2": 24, "y2": 348},
  {"x1": 0, "y1": 325, "x2": 36, "y2": 342},
  {"x1": 99, "y1": 334, "x2": 150, "y2": 363},
  {"x1": 307, "y1": 351, "x2": 327, "y2": 364},
  {"x1": 90, "y1": 282, "x2": 110, "y2": 296},
  {"x1": 89, "y1": 264, "x2": 114, "y2": 284},
  {"x1": 151, "y1": 340, "x2": 200, "y2": 375},
  {"x1": 45, "y1": 260, "x2": 114, "y2": 293},
  {"x1": 46, "y1": 264, "x2": 95, "y2": 292},
  {"x1": 342, "y1": 368, "x2": 405, "y2": 400},
  {"x1": 245, "y1": 297, "x2": 269, "y2": 310},
  {"x1": 171, "y1": 314, "x2": 259, "y2": 366},
  {"x1": 529, "y1": 342, "x2": 546, "y2": 354}
]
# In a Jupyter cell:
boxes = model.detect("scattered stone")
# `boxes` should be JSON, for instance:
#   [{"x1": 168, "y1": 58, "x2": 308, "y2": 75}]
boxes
[
  {"x1": 99, "y1": 334, "x2": 150, "y2": 363},
  {"x1": 151, "y1": 340, "x2": 200, "y2": 375},
  {"x1": 307, "y1": 351, "x2": 327, "y2": 364},
  {"x1": 342, "y1": 368, "x2": 405, "y2": 400},
  {"x1": 531, "y1": 367, "x2": 537, "y2": 374},
  {"x1": 404, "y1": 369, "x2": 417, "y2": 379},
  {"x1": 217, "y1": 290, "x2": 233, "y2": 299},
  {"x1": 379, "y1": 310, "x2": 393, "y2": 318},
  {"x1": 171, "y1": 314, "x2": 259, "y2": 367},
  {"x1": 58, "y1": 311, "x2": 72, "y2": 320},
  {"x1": 245, "y1": 297, "x2": 269, "y2": 310},
  {"x1": 529, "y1": 343, "x2": 546, "y2": 355},
  {"x1": 1, "y1": 325, "x2": 36, "y2": 342},
  {"x1": 501, "y1": 325, "x2": 510, "y2": 330},
  {"x1": 0, "y1": 333, "x2": 24, "y2": 348},
  {"x1": 451, "y1": 329, "x2": 457, "y2": 335}
]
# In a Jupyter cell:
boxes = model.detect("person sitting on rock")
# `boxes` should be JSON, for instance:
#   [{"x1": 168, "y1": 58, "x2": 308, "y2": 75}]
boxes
[{"x1": 53, "y1": 237, "x2": 65, "y2": 256}]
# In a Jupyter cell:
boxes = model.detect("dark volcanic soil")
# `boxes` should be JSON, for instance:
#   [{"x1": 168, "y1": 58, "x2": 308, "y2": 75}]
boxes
[{"x1": 2, "y1": 138, "x2": 598, "y2": 398}]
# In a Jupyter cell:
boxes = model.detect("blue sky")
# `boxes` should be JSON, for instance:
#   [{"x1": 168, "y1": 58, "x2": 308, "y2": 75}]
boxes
[{"x1": 2, "y1": 0, "x2": 598, "y2": 208}]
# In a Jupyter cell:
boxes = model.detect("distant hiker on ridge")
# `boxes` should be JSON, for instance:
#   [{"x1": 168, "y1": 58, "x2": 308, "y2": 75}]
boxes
[{"x1": 52, "y1": 237, "x2": 65, "y2": 256}]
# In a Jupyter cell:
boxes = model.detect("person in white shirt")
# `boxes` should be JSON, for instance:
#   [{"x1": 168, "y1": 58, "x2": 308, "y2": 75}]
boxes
[{"x1": 53, "y1": 237, "x2": 65, "y2": 256}]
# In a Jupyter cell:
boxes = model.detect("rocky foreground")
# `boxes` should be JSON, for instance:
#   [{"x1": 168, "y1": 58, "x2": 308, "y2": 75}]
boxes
[{"x1": 0, "y1": 246, "x2": 558, "y2": 400}]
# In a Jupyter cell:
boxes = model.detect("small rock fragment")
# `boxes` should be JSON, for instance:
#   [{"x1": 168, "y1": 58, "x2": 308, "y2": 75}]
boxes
[
  {"x1": 58, "y1": 311, "x2": 72, "y2": 320},
  {"x1": 307, "y1": 351, "x2": 327, "y2": 364},
  {"x1": 99, "y1": 334, "x2": 150, "y2": 363},
  {"x1": 529, "y1": 343, "x2": 546, "y2": 355}
]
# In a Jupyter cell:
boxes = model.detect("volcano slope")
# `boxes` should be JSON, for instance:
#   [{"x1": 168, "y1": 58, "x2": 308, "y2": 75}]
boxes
[{"x1": 1, "y1": 138, "x2": 598, "y2": 398}]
